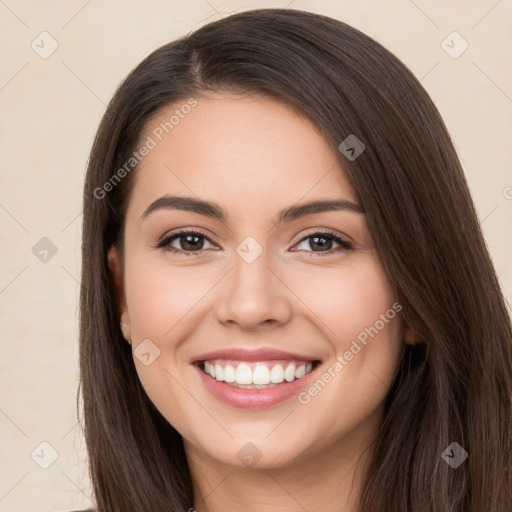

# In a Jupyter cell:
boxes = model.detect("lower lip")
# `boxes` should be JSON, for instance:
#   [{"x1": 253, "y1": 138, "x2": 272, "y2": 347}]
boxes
[{"x1": 194, "y1": 362, "x2": 320, "y2": 409}]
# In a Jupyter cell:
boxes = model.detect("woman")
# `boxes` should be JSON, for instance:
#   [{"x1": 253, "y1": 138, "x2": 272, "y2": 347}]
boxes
[{"x1": 78, "y1": 8, "x2": 512, "y2": 511}]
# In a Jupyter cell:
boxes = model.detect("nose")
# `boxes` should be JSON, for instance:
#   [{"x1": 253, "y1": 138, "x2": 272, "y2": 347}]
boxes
[{"x1": 215, "y1": 247, "x2": 292, "y2": 330}]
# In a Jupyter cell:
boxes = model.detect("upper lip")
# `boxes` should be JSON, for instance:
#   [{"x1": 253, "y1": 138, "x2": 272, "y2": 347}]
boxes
[{"x1": 191, "y1": 347, "x2": 320, "y2": 364}]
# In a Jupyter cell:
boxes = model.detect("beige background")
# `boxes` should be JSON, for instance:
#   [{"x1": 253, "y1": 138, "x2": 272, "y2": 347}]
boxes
[{"x1": 0, "y1": 1, "x2": 510, "y2": 511}]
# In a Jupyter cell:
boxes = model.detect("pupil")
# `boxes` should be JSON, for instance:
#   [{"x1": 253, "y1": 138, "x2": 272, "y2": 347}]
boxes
[
  {"x1": 183, "y1": 235, "x2": 201, "y2": 250},
  {"x1": 312, "y1": 236, "x2": 331, "y2": 251}
]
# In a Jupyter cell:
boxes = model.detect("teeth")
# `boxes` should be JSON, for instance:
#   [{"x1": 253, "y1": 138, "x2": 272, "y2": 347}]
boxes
[
  {"x1": 295, "y1": 364, "x2": 306, "y2": 379},
  {"x1": 223, "y1": 364, "x2": 236, "y2": 382},
  {"x1": 284, "y1": 364, "x2": 296, "y2": 382},
  {"x1": 214, "y1": 364, "x2": 224, "y2": 381},
  {"x1": 270, "y1": 364, "x2": 285, "y2": 383},
  {"x1": 235, "y1": 363, "x2": 253, "y2": 384},
  {"x1": 202, "y1": 360, "x2": 315, "y2": 385},
  {"x1": 252, "y1": 365, "x2": 271, "y2": 385}
]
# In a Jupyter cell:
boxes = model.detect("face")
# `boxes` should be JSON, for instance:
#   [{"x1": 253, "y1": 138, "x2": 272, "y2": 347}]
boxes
[{"x1": 109, "y1": 93, "x2": 410, "y2": 471}]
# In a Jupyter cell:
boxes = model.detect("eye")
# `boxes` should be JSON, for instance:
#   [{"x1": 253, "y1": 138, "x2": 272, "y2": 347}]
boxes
[
  {"x1": 156, "y1": 229, "x2": 217, "y2": 255},
  {"x1": 292, "y1": 229, "x2": 352, "y2": 256}
]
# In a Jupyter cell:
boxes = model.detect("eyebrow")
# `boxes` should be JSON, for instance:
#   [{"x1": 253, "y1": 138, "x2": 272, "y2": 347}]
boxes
[{"x1": 140, "y1": 195, "x2": 364, "y2": 224}]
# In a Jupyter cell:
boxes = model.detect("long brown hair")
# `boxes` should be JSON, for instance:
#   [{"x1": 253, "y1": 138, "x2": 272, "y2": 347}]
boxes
[{"x1": 79, "y1": 8, "x2": 512, "y2": 511}]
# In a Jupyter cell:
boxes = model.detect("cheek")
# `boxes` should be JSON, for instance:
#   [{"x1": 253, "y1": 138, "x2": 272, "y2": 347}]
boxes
[
  {"x1": 123, "y1": 255, "x2": 219, "y2": 436},
  {"x1": 124, "y1": 254, "x2": 218, "y2": 341},
  {"x1": 285, "y1": 259, "x2": 404, "y2": 443},
  {"x1": 284, "y1": 256, "x2": 405, "y2": 408},
  {"x1": 286, "y1": 256, "x2": 400, "y2": 347}
]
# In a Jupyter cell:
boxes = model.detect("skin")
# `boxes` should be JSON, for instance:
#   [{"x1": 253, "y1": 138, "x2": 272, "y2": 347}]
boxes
[{"x1": 109, "y1": 93, "x2": 415, "y2": 512}]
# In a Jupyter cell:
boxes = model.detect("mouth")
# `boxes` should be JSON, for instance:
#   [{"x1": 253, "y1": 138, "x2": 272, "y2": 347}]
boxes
[
  {"x1": 195, "y1": 359, "x2": 322, "y2": 388},
  {"x1": 192, "y1": 357, "x2": 322, "y2": 409}
]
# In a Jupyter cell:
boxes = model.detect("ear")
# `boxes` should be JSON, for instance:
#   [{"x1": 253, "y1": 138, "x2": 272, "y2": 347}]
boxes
[{"x1": 107, "y1": 245, "x2": 131, "y2": 341}]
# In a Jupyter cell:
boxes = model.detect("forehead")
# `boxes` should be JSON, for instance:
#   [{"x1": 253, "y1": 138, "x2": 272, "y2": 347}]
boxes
[{"x1": 128, "y1": 94, "x2": 359, "y2": 219}]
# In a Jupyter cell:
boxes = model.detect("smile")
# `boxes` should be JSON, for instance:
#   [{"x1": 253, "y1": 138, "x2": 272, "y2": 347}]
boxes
[
  {"x1": 193, "y1": 358, "x2": 322, "y2": 409},
  {"x1": 201, "y1": 359, "x2": 316, "y2": 388}
]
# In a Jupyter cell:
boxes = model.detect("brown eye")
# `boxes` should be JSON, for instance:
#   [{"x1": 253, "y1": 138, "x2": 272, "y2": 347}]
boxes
[
  {"x1": 157, "y1": 229, "x2": 216, "y2": 254},
  {"x1": 293, "y1": 230, "x2": 352, "y2": 255}
]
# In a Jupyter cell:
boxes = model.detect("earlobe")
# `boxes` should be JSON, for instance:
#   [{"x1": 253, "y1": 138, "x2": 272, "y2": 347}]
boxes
[{"x1": 120, "y1": 310, "x2": 131, "y2": 342}]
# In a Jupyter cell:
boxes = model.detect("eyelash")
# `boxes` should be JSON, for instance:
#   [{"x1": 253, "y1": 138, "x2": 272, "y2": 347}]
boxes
[{"x1": 155, "y1": 228, "x2": 353, "y2": 257}]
